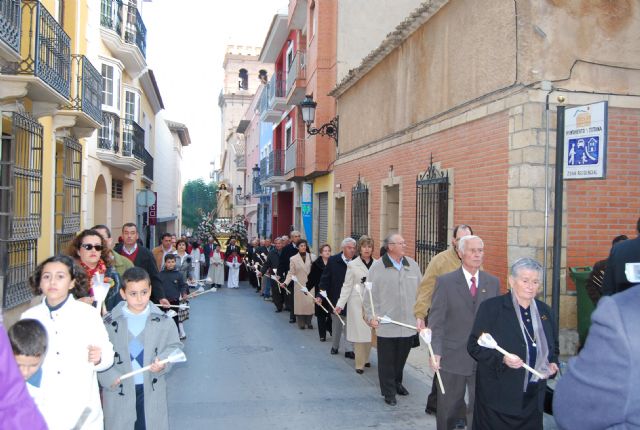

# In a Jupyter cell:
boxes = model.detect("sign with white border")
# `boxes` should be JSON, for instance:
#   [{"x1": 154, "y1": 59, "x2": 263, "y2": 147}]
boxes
[{"x1": 563, "y1": 101, "x2": 608, "y2": 180}]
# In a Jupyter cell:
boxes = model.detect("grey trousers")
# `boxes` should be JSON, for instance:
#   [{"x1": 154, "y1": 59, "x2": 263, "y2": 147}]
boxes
[
  {"x1": 436, "y1": 370, "x2": 475, "y2": 430},
  {"x1": 331, "y1": 314, "x2": 353, "y2": 352}
]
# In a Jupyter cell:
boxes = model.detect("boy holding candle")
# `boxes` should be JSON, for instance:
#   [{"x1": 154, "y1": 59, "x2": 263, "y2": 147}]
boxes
[{"x1": 98, "y1": 267, "x2": 183, "y2": 430}]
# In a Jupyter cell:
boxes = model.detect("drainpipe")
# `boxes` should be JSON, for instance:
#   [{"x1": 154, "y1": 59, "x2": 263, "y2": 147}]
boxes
[{"x1": 541, "y1": 80, "x2": 553, "y2": 302}]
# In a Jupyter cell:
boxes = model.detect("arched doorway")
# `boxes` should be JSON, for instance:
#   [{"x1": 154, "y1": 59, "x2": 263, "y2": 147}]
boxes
[{"x1": 94, "y1": 175, "x2": 107, "y2": 226}]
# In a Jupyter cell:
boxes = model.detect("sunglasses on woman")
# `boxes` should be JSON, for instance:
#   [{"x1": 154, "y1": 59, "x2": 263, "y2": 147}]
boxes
[{"x1": 80, "y1": 244, "x2": 104, "y2": 251}]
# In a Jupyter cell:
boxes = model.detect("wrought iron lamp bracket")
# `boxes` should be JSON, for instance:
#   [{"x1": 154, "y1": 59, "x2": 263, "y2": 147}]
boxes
[{"x1": 305, "y1": 116, "x2": 339, "y2": 144}]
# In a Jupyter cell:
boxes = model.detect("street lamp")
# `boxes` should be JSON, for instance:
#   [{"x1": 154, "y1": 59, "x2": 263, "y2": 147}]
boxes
[
  {"x1": 299, "y1": 95, "x2": 338, "y2": 143},
  {"x1": 236, "y1": 185, "x2": 250, "y2": 203}
]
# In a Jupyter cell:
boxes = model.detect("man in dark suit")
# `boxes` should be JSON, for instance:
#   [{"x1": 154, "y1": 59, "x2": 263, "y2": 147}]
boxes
[
  {"x1": 260, "y1": 237, "x2": 284, "y2": 312},
  {"x1": 428, "y1": 235, "x2": 500, "y2": 430},
  {"x1": 554, "y1": 283, "x2": 640, "y2": 429},
  {"x1": 256, "y1": 238, "x2": 271, "y2": 299},
  {"x1": 318, "y1": 237, "x2": 356, "y2": 358},
  {"x1": 225, "y1": 238, "x2": 240, "y2": 259},
  {"x1": 246, "y1": 238, "x2": 260, "y2": 293},
  {"x1": 602, "y1": 217, "x2": 640, "y2": 296},
  {"x1": 203, "y1": 236, "x2": 215, "y2": 276},
  {"x1": 115, "y1": 222, "x2": 169, "y2": 307},
  {"x1": 278, "y1": 231, "x2": 301, "y2": 323}
]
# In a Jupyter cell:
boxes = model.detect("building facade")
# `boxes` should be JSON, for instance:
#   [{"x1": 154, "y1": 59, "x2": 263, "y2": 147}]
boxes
[
  {"x1": 0, "y1": 0, "x2": 189, "y2": 323},
  {"x1": 217, "y1": 45, "x2": 272, "y2": 229},
  {"x1": 330, "y1": 0, "x2": 640, "y2": 338},
  {"x1": 1, "y1": 0, "x2": 103, "y2": 321}
]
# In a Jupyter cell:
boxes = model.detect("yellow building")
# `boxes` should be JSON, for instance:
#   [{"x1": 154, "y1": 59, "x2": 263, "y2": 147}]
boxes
[
  {"x1": 0, "y1": 0, "x2": 102, "y2": 322},
  {"x1": 0, "y1": 0, "x2": 164, "y2": 324},
  {"x1": 87, "y1": 0, "x2": 162, "y2": 242}
]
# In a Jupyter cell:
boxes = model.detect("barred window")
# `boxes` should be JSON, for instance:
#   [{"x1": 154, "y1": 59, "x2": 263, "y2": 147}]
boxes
[
  {"x1": 55, "y1": 136, "x2": 82, "y2": 253},
  {"x1": 112, "y1": 179, "x2": 123, "y2": 199},
  {"x1": 415, "y1": 156, "x2": 449, "y2": 273},
  {"x1": 1, "y1": 112, "x2": 43, "y2": 309},
  {"x1": 351, "y1": 177, "x2": 368, "y2": 241}
]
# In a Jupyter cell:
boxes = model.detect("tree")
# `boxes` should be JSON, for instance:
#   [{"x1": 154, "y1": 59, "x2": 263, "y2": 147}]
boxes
[{"x1": 181, "y1": 179, "x2": 217, "y2": 230}]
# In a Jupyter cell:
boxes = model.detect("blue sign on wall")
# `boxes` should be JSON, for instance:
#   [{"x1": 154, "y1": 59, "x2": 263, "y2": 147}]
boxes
[{"x1": 302, "y1": 183, "x2": 313, "y2": 246}]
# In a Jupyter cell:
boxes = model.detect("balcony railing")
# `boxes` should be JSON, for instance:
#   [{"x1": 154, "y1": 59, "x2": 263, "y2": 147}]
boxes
[
  {"x1": 66, "y1": 55, "x2": 102, "y2": 124},
  {"x1": 5, "y1": 0, "x2": 71, "y2": 99},
  {"x1": 252, "y1": 175, "x2": 263, "y2": 195},
  {"x1": 98, "y1": 111, "x2": 120, "y2": 152},
  {"x1": 286, "y1": 51, "x2": 305, "y2": 95},
  {"x1": 285, "y1": 139, "x2": 305, "y2": 176},
  {"x1": 259, "y1": 72, "x2": 285, "y2": 113},
  {"x1": 259, "y1": 156, "x2": 268, "y2": 180},
  {"x1": 100, "y1": 0, "x2": 146, "y2": 58},
  {"x1": 266, "y1": 149, "x2": 284, "y2": 178},
  {"x1": 0, "y1": 0, "x2": 21, "y2": 55},
  {"x1": 123, "y1": 119, "x2": 145, "y2": 161},
  {"x1": 124, "y1": 5, "x2": 146, "y2": 57},
  {"x1": 142, "y1": 148, "x2": 153, "y2": 180}
]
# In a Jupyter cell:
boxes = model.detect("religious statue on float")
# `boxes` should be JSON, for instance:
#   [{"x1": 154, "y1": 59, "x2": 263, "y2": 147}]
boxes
[{"x1": 216, "y1": 182, "x2": 233, "y2": 219}]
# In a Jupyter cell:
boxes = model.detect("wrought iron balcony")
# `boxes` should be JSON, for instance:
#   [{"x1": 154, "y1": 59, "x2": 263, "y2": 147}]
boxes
[
  {"x1": 100, "y1": 0, "x2": 146, "y2": 75},
  {"x1": 98, "y1": 111, "x2": 120, "y2": 152},
  {"x1": 101, "y1": 0, "x2": 146, "y2": 57},
  {"x1": 0, "y1": 0, "x2": 21, "y2": 58},
  {"x1": 97, "y1": 112, "x2": 145, "y2": 172},
  {"x1": 285, "y1": 138, "x2": 305, "y2": 178},
  {"x1": 286, "y1": 51, "x2": 306, "y2": 105},
  {"x1": 252, "y1": 174, "x2": 263, "y2": 196},
  {"x1": 268, "y1": 149, "x2": 284, "y2": 177},
  {"x1": 123, "y1": 119, "x2": 145, "y2": 161},
  {"x1": 2, "y1": 0, "x2": 71, "y2": 100},
  {"x1": 64, "y1": 55, "x2": 102, "y2": 125},
  {"x1": 124, "y1": 5, "x2": 146, "y2": 57},
  {"x1": 260, "y1": 149, "x2": 285, "y2": 187},
  {"x1": 259, "y1": 72, "x2": 286, "y2": 122},
  {"x1": 259, "y1": 156, "x2": 268, "y2": 180},
  {"x1": 142, "y1": 148, "x2": 153, "y2": 181}
]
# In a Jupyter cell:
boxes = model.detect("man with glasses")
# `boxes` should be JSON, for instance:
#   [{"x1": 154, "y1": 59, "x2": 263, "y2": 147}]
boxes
[
  {"x1": 365, "y1": 233, "x2": 422, "y2": 406},
  {"x1": 319, "y1": 237, "x2": 356, "y2": 358},
  {"x1": 428, "y1": 235, "x2": 500, "y2": 429},
  {"x1": 415, "y1": 224, "x2": 473, "y2": 421}
]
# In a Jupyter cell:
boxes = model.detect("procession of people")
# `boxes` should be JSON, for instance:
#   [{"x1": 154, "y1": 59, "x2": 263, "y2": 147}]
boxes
[{"x1": 3, "y1": 218, "x2": 640, "y2": 429}]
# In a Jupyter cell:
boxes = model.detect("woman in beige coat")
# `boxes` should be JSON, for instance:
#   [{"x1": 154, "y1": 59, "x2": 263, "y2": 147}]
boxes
[
  {"x1": 336, "y1": 235, "x2": 376, "y2": 373},
  {"x1": 284, "y1": 239, "x2": 316, "y2": 329}
]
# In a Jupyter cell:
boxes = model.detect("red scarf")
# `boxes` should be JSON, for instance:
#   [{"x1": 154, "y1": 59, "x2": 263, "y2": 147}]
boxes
[{"x1": 80, "y1": 259, "x2": 106, "y2": 296}]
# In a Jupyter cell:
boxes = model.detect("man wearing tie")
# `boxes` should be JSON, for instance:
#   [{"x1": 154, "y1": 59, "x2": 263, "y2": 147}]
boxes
[{"x1": 428, "y1": 235, "x2": 500, "y2": 430}]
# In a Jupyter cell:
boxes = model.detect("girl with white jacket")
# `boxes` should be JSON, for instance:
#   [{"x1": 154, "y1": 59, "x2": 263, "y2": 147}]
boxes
[{"x1": 21, "y1": 255, "x2": 114, "y2": 430}]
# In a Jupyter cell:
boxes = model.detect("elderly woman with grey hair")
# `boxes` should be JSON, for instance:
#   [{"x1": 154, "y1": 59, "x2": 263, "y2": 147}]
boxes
[{"x1": 467, "y1": 258, "x2": 560, "y2": 429}]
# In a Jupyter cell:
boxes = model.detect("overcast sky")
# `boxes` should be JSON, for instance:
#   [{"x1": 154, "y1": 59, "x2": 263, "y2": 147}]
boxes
[{"x1": 143, "y1": 0, "x2": 287, "y2": 183}]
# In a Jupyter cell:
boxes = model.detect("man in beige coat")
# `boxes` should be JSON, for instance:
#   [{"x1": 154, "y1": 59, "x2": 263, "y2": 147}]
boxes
[{"x1": 365, "y1": 233, "x2": 422, "y2": 406}]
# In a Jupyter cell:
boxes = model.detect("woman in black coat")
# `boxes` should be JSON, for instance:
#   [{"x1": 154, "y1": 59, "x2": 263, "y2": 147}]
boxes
[
  {"x1": 467, "y1": 258, "x2": 559, "y2": 430},
  {"x1": 307, "y1": 244, "x2": 332, "y2": 341}
]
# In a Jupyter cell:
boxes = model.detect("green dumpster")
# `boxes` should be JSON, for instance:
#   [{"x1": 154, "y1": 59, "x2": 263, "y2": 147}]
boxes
[{"x1": 569, "y1": 266, "x2": 594, "y2": 346}]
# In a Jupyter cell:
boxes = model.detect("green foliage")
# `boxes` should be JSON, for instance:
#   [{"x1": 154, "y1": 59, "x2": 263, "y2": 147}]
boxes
[{"x1": 181, "y1": 179, "x2": 217, "y2": 230}]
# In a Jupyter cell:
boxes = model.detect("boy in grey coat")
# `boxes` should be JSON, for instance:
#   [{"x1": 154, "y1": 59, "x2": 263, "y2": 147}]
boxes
[{"x1": 98, "y1": 267, "x2": 183, "y2": 430}]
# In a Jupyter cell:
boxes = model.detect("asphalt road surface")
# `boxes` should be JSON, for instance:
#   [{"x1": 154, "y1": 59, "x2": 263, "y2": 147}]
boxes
[{"x1": 167, "y1": 281, "x2": 558, "y2": 430}]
